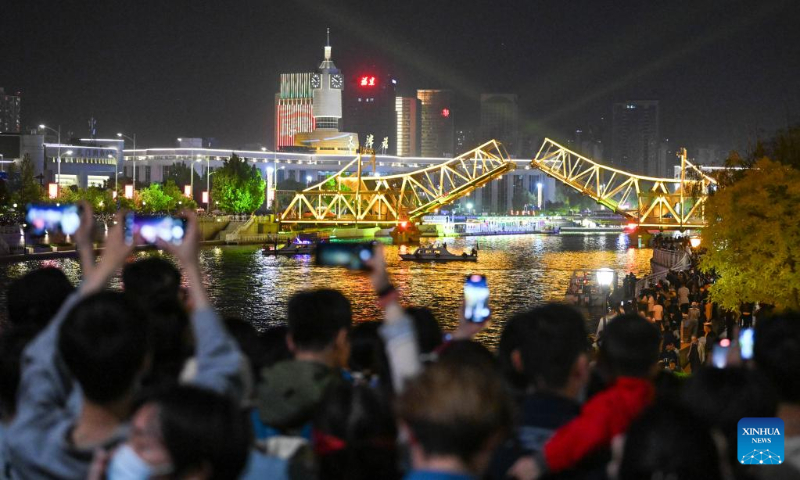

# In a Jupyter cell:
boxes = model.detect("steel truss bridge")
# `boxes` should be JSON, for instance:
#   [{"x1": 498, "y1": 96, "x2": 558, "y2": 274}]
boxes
[{"x1": 280, "y1": 138, "x2": 717, "y2": 229}]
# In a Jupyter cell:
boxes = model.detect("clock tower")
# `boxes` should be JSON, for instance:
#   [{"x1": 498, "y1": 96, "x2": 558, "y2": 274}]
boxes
[{"x1": 311, "y1": 28, "x2": 343, "y2": 131}]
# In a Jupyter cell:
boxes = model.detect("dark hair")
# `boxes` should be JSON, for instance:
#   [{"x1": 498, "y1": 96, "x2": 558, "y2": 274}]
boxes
[
  {"x1": 406, "y1": 307, "x2": 442, "y2": 354},
  {"x1": 314, "y1": 383, "x2": 398, "y2": 480},
  {"x1": 287, "y1": 289, "x2": 352, "y2": 351},
  {"x1": 599, "y1": 314, "x2": 660, "y2": 377},
  {"x1": 122, "y1": 257, "x2": 181, "y2": 307},
  {"x1": 224, "y1": 317, "x2": 270, "y2": 377},
  {"x1": 347, "y1": 322, "x2": 391, "y2": 391},
  {"x1": 514, "y1": 304, "x2": 588, "y2": 389},
  {"x1": 58, "y1": 292, "x2": 149, "y2": 404},
  {"x1": 497, "y1": 314, "x2": 528, "y2": 393},
  {"x1": 258, "y1": 325, "x2": 292, "y2": 371},
  {"x1": 437, "y1": 340, "x2": 497, "y2": 374},
  {"x1": 754, "y1": 311, "x2": 800, "y2": 403},
  {"x1": 618, "y1": 403, "x2": 722, "y2": 480},
  {"x1": 141, "y1": 300, "x2": 191, "y2": 391},
  {"x1": 7, "y1": 267, "x2": 74, "y2": 331},
  {"x1": 397, "y1": 361, "x2": 513, "y2": 470},
  {"x1": 155, "y1": 385, "x2": 251, "y2": 480},
  {"x1": 0, "y1": 325, "x2": 38, "y2": 418}
]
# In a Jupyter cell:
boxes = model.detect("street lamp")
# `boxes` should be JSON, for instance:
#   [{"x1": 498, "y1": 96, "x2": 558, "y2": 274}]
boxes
[
  {"x1": 117, "y1": 132, "x2": 136, "y2": 194},
  {"x1": 689, "y1": 236, "x2": 702, "y2": 249},
  {"x1": 466, "y1": 202, "x2": 474, "y2": 215},
  {"x1": 39, "y1": 124, "x2": 61, "y2": 191},
  {"x1": 306, "y1": 175, "x2": 312, "y2": 187},
  {"x1": 597, "y1": 267, "x2": 615, "y2": 311}
]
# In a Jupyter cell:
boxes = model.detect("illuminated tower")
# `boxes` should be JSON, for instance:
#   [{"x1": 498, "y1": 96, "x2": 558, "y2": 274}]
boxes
[
  {"x1": 274, "y1": 73, "x2": 315, "y2": 150},
  {"x1": 311, "y1": 29, "x2": 344, "y2": 131},
  {"x1": 417, "y1": 89, "x2": 454, "y2": 157}
]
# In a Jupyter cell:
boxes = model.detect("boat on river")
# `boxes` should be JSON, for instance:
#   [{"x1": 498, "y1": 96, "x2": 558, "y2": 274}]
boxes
[
  {"x1": 262, "y1": 237, "x2": 317, "y2": 256},
  {"x1": 400, "y1": 243, "x2": 478, "y2": 262}
]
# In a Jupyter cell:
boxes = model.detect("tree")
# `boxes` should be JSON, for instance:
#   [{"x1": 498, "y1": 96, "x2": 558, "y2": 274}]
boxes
[
  {"x1": 700, "y1": 157, "x2": 800, "y2": 311},
  {"x1": 13, "y1": 154, "x2": 43, "y2": 205},
  {"x1": 210, "y1": 154, "x2": 266, "y2": 214},
  {"x1": 138, "y1": 183, "x2": 175, "y2": 213},
  {"x1": 163, "y1": 179, "x2": 197, "y2": 211},
  {"x1": 164, "y1": 162, "x2": 196, "y2": 187}
]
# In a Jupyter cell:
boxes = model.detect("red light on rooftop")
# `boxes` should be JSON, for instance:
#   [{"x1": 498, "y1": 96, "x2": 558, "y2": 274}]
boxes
[
  {"x1": 441, "y1": 108, "x2": 450, "y2": 117},
  {"x1": 625, "y1": 222, "x2": 638, "y2": 231},
  {"x1": 360, "y1": 76, "x2": 376, "y2": 87}
]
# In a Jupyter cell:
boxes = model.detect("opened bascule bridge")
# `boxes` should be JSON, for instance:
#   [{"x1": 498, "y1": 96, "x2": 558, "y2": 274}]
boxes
[{"x1": 280, "y1": 138, "x2": 717, "y2": 230}]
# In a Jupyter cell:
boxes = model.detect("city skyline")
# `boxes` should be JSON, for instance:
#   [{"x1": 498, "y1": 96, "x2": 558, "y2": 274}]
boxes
[{"x1": 1, "y1": 0, "x2": 798, "y2": 156}]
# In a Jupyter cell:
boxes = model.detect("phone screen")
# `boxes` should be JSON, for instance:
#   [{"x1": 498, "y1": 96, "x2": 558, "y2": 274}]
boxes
[
  {"x1": 25, "y1": 204, "x2": 81, "y2": 236},
  {"x1": 125, "y1": 214, "x2": 187, "y2": 245},
  {"x1": 739, "y1": 328, "x2": 754, "y2": 360},
  {"x1": 315, "y1": 243, "x2": 374, "y2": 270},
  {"x1": 712, "y1": 338, "x2": 731, "y2": 368},
  {"x1": 464, "y1": 274, "x2": 490, "y2": 323}
]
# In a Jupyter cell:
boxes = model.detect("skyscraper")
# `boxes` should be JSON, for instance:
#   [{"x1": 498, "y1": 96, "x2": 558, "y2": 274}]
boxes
[
  {"x1": 611, "y1": 100, "x2": 660, "y2": 176},
  {"x1": 0, "y1": 88, "x2": 21, "y2": 134},
  {"x1": 480, "y1": 94, "x2": 519, "y2": 157},
  {"x1": 343, "y1": 72, "x2": 396, "y2": 154},
  {"x1": 395, "y1": 96, "x2": 421, "y2": 157},
  {"x1": 417, "y1": 89, "x2": 454, "y2": 158},
  {"x1": 311, "y1": 29, "x2": 343, "y2": 131},
  {"x1": 274, "y1": 73, "x2": 314, "y2": 150}
]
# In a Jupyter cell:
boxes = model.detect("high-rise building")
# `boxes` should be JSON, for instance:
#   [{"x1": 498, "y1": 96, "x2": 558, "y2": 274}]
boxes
[
  {"x1": 395, "y1": 97, "x2": 421, "y2": 157},
  {"x1": 611, "y1": 100, "x2": 660, "y2": 176},
  {"x1": 417, "y1": 89, "x2": 454, "y2": 158},
  {"x1": 274, "y1": 73, "x2": 315, "y2": 150},
  {"x1": 343, "y1": 73, "x2": 396, "y2": 153},
  {"x1": 311, "y1": 30, "x2": 343, "y2": 131},
  {"x1": 480, "y1": 94, "x2": 519, "y2": 157},
  {"x1": 455, "y1": 128, "x2": 477, "y2": 155},
  {"x1": 0, "y1": 88, "x2": 21, "y2": 134}
]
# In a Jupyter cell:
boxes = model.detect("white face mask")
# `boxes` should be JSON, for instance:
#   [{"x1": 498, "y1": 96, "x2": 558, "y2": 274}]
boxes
[{"x1": 107, "y1": 444, "x2": 173, "y2": 480}]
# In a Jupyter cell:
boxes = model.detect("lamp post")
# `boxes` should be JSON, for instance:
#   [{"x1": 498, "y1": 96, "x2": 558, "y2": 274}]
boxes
[
  {"x1": 116, "y1": 132, "x2": 136, "y2": 194},
  {"x1": 596, "y1": 267, "x2": 615, "y2": 312},
  {"x1": 38, "y1": 125, "x2": 61, "y2": 192}
]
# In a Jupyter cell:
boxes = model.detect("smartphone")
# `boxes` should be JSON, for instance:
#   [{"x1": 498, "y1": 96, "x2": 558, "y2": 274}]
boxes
[
  {"x1": 315, "y1": 243, "x2": 374, "y2": 270},
  {"x1": 464, "y1": 274, "x2": 490, "y2": 323},
  {"x1": 25, "y1": 203, "x2": 81, "y2": 236},
  {"x1": 712, "y1": 338, "x2": 731, "y2": 368},
  {"x1": 124, "y1": 213, "x2": 187, "y2": 246},
  {"x1": 739, "y1": 328, "x2": 754, "y2": 360}
]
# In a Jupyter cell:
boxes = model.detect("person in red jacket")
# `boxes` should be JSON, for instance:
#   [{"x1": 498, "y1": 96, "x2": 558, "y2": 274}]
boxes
[{"x1": 510, "y1": 314, "x2": 661, "y2": 479}]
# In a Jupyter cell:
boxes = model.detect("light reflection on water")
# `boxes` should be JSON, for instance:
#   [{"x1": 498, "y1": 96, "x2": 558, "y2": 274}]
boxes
[{"x1": 0, "y1": 234, "x2": 652, "y2": 347}]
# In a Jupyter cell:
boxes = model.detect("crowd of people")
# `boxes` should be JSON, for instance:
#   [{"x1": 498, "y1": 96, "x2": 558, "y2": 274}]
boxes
[{"x1": 0, "y1": 205, "x2": 798, "y2": 479}]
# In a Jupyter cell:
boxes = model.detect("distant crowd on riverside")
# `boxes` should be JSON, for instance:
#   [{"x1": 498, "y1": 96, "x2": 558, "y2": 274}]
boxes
[{"x1": 0, "y1": 206, "x2": 798, "y2": 479}]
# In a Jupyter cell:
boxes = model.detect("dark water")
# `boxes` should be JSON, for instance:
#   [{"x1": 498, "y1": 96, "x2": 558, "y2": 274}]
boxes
[{"x1": 0, "y1": 234, "x2": 652, "y2": 347}]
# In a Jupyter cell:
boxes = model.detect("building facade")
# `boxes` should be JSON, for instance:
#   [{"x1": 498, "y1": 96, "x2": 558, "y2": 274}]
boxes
[
  {"x1": 395, "y1": 97, "x2": 421, "y2": 157},
  {"x1": 480, "y1": 94, "x2": 519, "y2": 158},
  {"x1": 611, "y1": 100, "x2": 660, "y2": 176},
  {"x1": 343, "y1": 73, "x2": 396, "y2": 154},
  {"x1": 274, "y1": 73, "x2": 315, "y2": 150},
  {"x1": 417, "y1": 89, "x2": 454, "y2": 158},
  {"x1": 0, "y1": 88, "x2": 21, "y2": 134}
]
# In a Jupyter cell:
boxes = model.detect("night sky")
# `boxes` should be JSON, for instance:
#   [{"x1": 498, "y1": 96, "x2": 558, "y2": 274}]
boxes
[{"x1": 2, "y1": 0, "x2": 798, "y2": 154}]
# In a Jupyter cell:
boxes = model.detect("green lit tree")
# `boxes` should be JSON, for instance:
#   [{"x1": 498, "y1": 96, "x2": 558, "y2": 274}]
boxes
[
  {"x1": 138, "y1": 183, "x2": 175, "y2": 213},
  {"x1": 163, "y1": 179, "x2": 197, "y2": 211},
  {"x1": 12, "y1": 154, "x2": 43, "y2": 205},
  {"x1": 211, "y1": 154, "x2": 266, "y2": 214}
]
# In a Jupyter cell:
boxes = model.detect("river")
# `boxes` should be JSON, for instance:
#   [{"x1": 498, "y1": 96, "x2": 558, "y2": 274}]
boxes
[{"x1": 0, "y1": 234, "x2": 652, "y2": 347}]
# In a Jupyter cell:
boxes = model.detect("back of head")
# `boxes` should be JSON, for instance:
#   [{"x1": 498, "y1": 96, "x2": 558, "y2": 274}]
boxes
[
  {"x1": 287, "y1": 289, "x2": 351, "y2": 351},
  {"x1": 348, "y1": 322, "x2": 391, "y2": 389},
  {"x1": 7, "y1": 267, "x2": 74, "y2": 331},
  {"x1": 58, "y1": 292, "x2": 149, "y2": 404},
  {"x1": 755, "y1": 311, "x2": 800, "y2": 403},
  {"x1": 406, "y1": 307, "x2": 442, "y2": 355},
  {"x1": 155, "y1": 385, "x2": 251, "y2": 480},
  {"x1": 397, "y1": 360, "x2": 513, "y2": 471},
  {"x1": 313, "y1": 383, "x2": 398, "y2": 480},
  {"x1": 618, "y1": 403, "x2": 722, "y2": 480},
  {"x1": 514, "y1": 304, "x2": 588, "y2": 390},
  {"x1": 122, "y1": 257, "x2": 181, "y2": 307},
  {"x1": 0, "y1": 325, "x2": 38, "y2": 419},
  {"x1": 599, "y1": 314, "x2": 660, "y2": 378},
  {"x1": 437, "y1": 340, "x2": 497, "y2": 374},
  {"x1": 497, "y1": 314, "x2": 528, "y2": 393},
  {"x1": 141, "y1": 300, "x2": 191, "y2": 391},
  {"x1": 259, "y1": 325, "x2": 292, "y2": 371}
]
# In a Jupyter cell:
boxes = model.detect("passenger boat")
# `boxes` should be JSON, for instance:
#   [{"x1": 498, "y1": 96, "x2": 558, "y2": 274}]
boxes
[
  {"x1": 399, "y1": 243, "x2": 478, "y2": 262},
  {"x1": 262, "y1": 238, "x2": 317, "y2": 256}
]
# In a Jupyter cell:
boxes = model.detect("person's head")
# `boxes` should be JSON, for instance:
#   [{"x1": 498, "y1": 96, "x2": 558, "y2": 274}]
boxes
[
  {"x1": 599, "y1": 314, "x2": 660, "y2": 378},
  {"x1": 513, "y1": 304, "x2": 589, "y2": 398},
  {"x1": 313, "y1": 383, "x2": 398, "y2": 480},
  {"x1": 0, "y1": 325, "x2": 38, "y2": 421},
  {"x1": 58, "y1": 292, "x2": 150, "y2": 406},
  {"x1": 665, "y1": 343, "x2": 675, "y2": 351},
  {"x1": 754, "y1": 311, "x2": 800, "y2": 404},
  {"x1": 348, "y1": 322, "x2": 391, "y2": 390},
  {"x1": 258, "y1": 325, "x2": 292, "y2": 370},
  {"x1": 287, "y1": 289, "x2": 352, "y2": 367},
  {"x1": 610, "y1": 403, "x2": 722, "y2": 480},
  {"x1": 497, "y1": 314, "x2": 528, "y2": 394},
  {"x1": 691, "y1": 335, "x2": 698, "y2": 344},
  {"x1": 122, "y1": 257, "x2": 182, "y2": 307},
  {"x1": 141, "y1": 300, "x2": 192, "y2": 392},
  {"x1": 668, "y1": 360, "x2": 677, "y2": 371},
  {"x1": 7, "y1": 267, "x2": 74, "y2": 331},
  {"x1": 109, "y1": 385, "x2": 250, "y2": 480},
  {"x1": 396, "y1": 360, "x2": 513, "y2": 475},
  {"x1": 406, "y1": 306, "x2": 443, "y2": 356}
]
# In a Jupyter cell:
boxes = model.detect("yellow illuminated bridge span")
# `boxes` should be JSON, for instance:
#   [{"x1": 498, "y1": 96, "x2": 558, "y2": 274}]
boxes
[{"x1": 280, "y1": 138, "x2": 717, "y2": 229}]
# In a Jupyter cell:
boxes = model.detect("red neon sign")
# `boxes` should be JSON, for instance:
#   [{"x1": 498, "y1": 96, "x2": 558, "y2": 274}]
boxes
[
  {"x1": 441, "y1": 108, "x2": 450, "y2": 117},
  {"x1": 359, "y1": 76, "x2": 376, "y2": 87}
]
